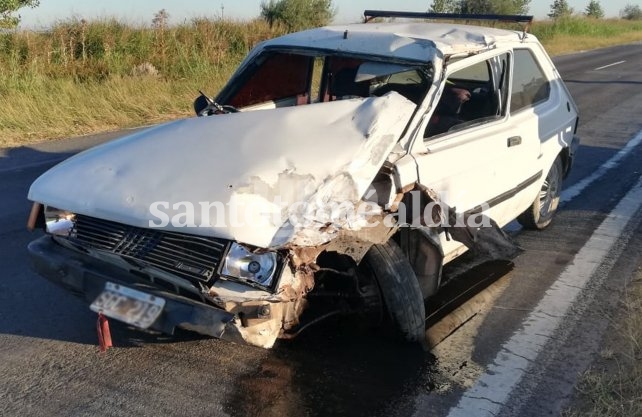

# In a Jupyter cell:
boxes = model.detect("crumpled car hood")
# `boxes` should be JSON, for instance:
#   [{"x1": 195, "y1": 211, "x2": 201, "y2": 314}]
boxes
[{"x1": 29, "y1": 93, "x2": 415, "y2": 248}]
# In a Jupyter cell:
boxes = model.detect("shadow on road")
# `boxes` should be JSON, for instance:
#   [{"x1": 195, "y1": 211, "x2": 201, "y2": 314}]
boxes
[
  {"x1": 226, "y1": 319, "x2": 434, "y2": 417},
  {"x1": 0, "y1": 145, "x2": 74, "y2": 174},
  {"x1": 0, "y1": 128, "x2": 138, "y2": 173},
  {"x1": 221, "y1": 259, "x2": 521, "y2": 417}
]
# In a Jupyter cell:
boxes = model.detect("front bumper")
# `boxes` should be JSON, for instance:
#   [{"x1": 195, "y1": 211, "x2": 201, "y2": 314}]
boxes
[{"x1": 28, "y1": 235, "x2": 245, "y2": 343}]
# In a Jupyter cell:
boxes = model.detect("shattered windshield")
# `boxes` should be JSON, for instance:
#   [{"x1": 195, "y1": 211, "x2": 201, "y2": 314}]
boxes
[{"x1": 217, "y1": 50, "x2": 433, "y2": 110}]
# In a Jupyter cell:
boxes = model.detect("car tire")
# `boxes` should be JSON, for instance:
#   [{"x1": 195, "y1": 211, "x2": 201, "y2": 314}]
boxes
[
  {"x1": 361, "y1": 240, "x2": 426, "y2": 344},
  {"x1": 518, "y1": 156, "x2": 563, "y2": 230}
]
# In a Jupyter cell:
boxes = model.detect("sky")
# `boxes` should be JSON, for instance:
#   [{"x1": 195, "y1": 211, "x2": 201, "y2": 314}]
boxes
[{"x1": 17, "y1": 0, "x2": 636, "y2": 28}]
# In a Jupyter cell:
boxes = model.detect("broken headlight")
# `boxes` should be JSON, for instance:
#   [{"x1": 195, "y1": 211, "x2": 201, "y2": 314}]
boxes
[
  {"x1": 44, "y1": 206, "x2": 76, "y2": 236},
  {"x1": 221, "y1": 243, "x2": 277, "y2": 288}
]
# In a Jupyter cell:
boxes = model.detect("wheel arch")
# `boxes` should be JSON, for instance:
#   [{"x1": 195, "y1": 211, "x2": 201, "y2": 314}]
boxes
[
  {"x1": 560, "y1": 146, "x2": 572, "y2": 179},
  {"x1": 559, "y1": 134, "x2": 580, "y2": 179},
  {"x1": 394, "y1": 227, "x2": 444, "y2": 299}
]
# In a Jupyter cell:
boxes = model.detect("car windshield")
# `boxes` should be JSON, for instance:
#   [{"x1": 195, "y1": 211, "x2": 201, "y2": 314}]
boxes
[{"x1": 217, "y1": 50, "x2": 433, "y2": 110}]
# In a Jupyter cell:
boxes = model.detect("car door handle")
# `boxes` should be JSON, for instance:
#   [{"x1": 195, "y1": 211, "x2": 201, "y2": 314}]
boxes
[{"x1": 507, "y1": 136, "x2": 522, "y2": 147}]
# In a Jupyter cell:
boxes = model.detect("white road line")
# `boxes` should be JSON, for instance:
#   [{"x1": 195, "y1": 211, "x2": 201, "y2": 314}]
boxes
[
  {"x1": 594, "y1": 60, "x2": 626, "y2": 71},
  {"x1": 561, "y1": 128, "x2": 642, "y2": 203},
  {"x1": 446, "y1": 159, "x2": 642, "y2": 417}
]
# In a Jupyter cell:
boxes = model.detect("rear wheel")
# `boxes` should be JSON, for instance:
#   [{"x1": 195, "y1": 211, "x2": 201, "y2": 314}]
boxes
[
  {"x1": 361, "y1": 240, "x2": 426, "y2": 344},
  {"x1": 518, "y1": 156, "x2": 563, "y2": 230}
]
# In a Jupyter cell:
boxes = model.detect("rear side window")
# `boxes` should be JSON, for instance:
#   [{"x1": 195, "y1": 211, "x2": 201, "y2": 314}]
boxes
[{"x1": 510, "y1": 49, "x2": 550, "y2": 113}]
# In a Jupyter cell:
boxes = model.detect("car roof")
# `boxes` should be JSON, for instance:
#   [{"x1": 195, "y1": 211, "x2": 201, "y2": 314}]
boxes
[{"x1": 261, "y1": 22, "x2": 534, "y2": 63}]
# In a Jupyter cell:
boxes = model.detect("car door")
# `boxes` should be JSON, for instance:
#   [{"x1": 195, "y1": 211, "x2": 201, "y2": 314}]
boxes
[
  {"x1": 502, "y1": 46, "x2": 577, "y2": 219},
  {"x1": 412, "y1": 49, "x2": 539, "y2": 260}
]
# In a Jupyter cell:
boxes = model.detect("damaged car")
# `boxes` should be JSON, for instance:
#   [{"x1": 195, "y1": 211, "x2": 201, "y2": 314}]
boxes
[{"x1": 27, "y1": 11, "x2": 579, "y2": 348}]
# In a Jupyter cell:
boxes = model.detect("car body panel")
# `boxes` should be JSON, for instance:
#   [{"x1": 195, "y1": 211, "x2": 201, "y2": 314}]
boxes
[
  {"x1": 29, "y1": 93, "x2": 416, "y2": 249},
  {"x1": 260, "y1": 23, "x2": 529, "y2": 61}
]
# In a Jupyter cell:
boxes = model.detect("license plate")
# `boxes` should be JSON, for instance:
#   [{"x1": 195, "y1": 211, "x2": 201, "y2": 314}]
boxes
[{"x1": 90, "y1": 282, "x2": 165, "y2": 329}]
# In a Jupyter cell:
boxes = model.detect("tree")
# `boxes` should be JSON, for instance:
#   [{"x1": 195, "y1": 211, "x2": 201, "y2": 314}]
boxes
[
  {"x1": 0, "y1": 0, "x2": 39, "y2": 29},
  {"x1": 459, "y1": 0, "x2": 495, "y2": 14},
  {"x1": 620, "y1": 4, "x2": 642, "y2": 20},
  {"x1": 548, "y1": 0, "x2": 573, "y2": 18},
  {"x1": 584, "y1": 0, "x2": 604, "y2": 18},
  {"x1": 486, "y1": 0, "x2": 531, "y2": 14},
  {"x1": 429, "y1": 0, "x2": 458, "y2": 13},
  {"x1": 260, "y1": 0, "x2": 336, "y2": 31},
  {"x1": 430, "y1": 0, "x2": 530, "y2": 15}
]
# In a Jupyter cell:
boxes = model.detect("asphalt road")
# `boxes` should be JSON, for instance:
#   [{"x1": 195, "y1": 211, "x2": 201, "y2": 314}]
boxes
[{"x1": 1, "y1": 42, "x2": 642, "y2": 417}]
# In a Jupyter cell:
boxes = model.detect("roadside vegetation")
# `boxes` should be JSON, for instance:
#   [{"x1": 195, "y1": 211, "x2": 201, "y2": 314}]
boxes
[
  {"x1": 532, "y1": 17, "x2": 642, "y2": 55},
  {"x1": 564, "y1": 269, "x2": 642, "y2": 417},
  {"x1": 0, "y1": 17, "x2": 286, "y2": 145},
  {"x1": 0, "y1": 2, "x2": 642, "y2": 146}
]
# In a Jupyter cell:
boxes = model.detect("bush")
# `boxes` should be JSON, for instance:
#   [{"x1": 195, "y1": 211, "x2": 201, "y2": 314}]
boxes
[
  {"x1": 621, "y1": 4, "x2": 642, "y2": 20},
  {"x1": 260, "y1": 0, "x2": 335, "y2": 31},
  {"x1": 585, "y1": 0, "x2": 604, "y2": 19}
]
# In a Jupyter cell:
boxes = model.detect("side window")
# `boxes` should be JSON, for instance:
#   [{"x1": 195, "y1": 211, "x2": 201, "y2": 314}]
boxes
[
  {"x1": 451, "y1": 60, "x2": 490, "y2": 82},
  {"x1": 510, "y1": 49, "x2": 550, "y2": 113},
  {"x1": 425, "y1": 54, "x2": 508, "y2": 138}
]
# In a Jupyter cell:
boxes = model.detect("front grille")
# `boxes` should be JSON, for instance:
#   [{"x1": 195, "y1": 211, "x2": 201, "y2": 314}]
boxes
[{"x1": 69, "y1": 214, "x2": 229, "y2": 285}]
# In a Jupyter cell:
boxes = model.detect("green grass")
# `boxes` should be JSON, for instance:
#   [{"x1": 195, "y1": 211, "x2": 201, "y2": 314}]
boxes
[
  {"x1": 0, "y1": 17, "x2": 281, "y2": 81},
  {"x1": 1, "y1": 76, "x2": 196, "y2": 143},
  {"x1": 0, "y1": 17, "x2": 285, "y2": 146},
  {"x1": 533, "y1": 17, "x2": 642, "y2": 39},
  {"x1": 1, "y1": 16, "x2": 642, "y2": 146},
  {"x1": 531, "y1": 17, "x2": 642, "y2": 55}
]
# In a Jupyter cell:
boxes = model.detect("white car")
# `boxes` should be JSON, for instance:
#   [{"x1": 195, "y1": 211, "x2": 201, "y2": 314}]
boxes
[{"x1": 27, "y1": 11, "x2": 579, "y2": 348}]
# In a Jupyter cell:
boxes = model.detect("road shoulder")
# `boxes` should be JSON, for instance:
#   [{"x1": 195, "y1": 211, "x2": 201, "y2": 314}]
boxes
[{"x1": 562, "y1": 248, "x2": 642, "y2": 417}]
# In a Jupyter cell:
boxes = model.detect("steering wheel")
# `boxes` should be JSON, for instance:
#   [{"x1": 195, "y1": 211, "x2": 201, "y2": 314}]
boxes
[
  {"x1": 195, "y1": 90, "x2": 239, "y2": 116},
  {"x1": 205, "y1": 104, "x2": 239, "y2": 116},
  {"x1": 199, "y1": 102, "x2": 239, "y2": 117}
]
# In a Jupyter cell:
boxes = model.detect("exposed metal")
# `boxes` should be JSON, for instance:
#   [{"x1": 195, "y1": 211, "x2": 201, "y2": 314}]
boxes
[{"x1": 28, "y1": 93, "x2": 415, "y2": 250}]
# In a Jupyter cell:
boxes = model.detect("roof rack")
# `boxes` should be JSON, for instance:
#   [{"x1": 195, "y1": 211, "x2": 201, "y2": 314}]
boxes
[{"x1": 363, "y1": 10, "x2": 533, "y2": 24}]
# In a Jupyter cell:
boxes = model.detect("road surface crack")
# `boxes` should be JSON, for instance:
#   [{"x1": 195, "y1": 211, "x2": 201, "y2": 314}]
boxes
[
  {"x1": 463, "y1": 395, "x2": 504, "y2": 408},
  {"x1": 534, "y1": 309, "x2": 562, "y2": 320},
  {"x1": 503, "y1": 347, "x2": 535, "y2": 364}
]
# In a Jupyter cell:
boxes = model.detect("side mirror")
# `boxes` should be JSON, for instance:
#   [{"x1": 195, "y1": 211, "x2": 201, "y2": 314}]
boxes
[{"x1": 193, "y1": 94, "x2": 210, "y2": 116}]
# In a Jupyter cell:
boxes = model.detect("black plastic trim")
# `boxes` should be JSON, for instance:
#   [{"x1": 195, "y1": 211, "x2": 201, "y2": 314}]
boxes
[
  {"x1": 467, "y1": 170, "x2": 543, "y2": 215},
  {"x1": 364, "y1": 10, "x2": 533, "y2": 23}
]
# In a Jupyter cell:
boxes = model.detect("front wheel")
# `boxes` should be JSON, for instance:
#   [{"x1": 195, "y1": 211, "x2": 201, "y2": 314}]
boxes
[
  {"x1": 518, "y1": 156, "x2": 563, "y2": 230},
  {"x1": 361, "y1": 240, "x2": 426, "y2": 344}
]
